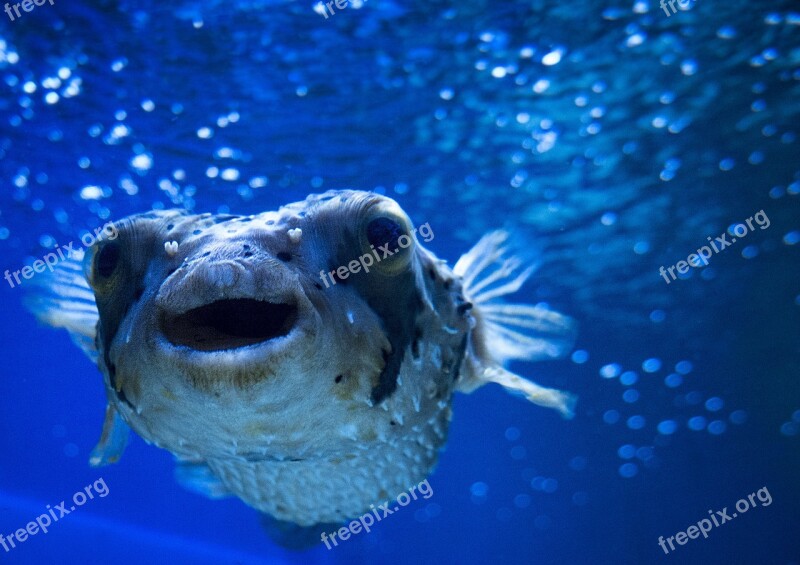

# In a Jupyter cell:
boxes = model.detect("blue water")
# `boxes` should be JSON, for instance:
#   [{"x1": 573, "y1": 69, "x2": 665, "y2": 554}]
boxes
[{"x1": 1, "y1": 0, "x2": 799, "y2": 563}]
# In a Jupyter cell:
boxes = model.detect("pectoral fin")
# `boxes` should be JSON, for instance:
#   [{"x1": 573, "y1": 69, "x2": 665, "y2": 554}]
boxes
[
  {"x1": 174, "y1": 460, "x2": 232, "y2": 500},
  {"x1": 23, "y1": 253, "x2": 99, "y2": 362},
  {"x1": 89, "y1": 403, "x2": 130, "y2": 466},
  {"x1": 454, "y1": 231, "x2": 577, "y2": 418}
]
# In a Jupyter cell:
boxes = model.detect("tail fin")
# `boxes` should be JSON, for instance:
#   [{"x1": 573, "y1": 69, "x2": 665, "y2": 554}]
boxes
[
  {"x1": 454, "y1": 231, "x2": 577, "y2": 418},
  {"x1": 22, "y1": 251, "x2": 99, "y2": 362}
]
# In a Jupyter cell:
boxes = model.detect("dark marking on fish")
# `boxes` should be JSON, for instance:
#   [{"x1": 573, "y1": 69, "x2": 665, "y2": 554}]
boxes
[
  {"x1": 335, "y1": 374, "x2": 344, "y2": 383},
  {"x1": 369, "y1": 288, "x2": 421, "y2": 405},
  {"x1": 452, "y1": 334, "x2": 468, "y2": 381},
  {"x1": 108, "y1": 363, "x2": 134, "y2": 409},
  {"x1": 411, "y1": 326, "x2": 422, "y2": 359},
  {"x1": 115, "y1": 387, "x2": 135, "y2": 410}
]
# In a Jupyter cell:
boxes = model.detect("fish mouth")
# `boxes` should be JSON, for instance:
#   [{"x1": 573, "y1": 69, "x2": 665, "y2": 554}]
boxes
[{"x1": 161, "y1": 298, "x2": 299, "y2": 352}]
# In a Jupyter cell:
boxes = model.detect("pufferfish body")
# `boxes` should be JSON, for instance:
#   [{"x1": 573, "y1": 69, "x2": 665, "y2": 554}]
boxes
[{"x1": 27, "y1": 190, "x2": 575, "y2": 528}]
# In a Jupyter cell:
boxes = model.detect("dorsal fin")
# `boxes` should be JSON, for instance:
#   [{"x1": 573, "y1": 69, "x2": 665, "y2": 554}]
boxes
[{"x1": 454, "y1": 231, "x2": 577, "y2": 418}]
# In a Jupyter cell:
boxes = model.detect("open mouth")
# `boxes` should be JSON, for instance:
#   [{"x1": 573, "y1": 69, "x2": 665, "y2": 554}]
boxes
[{"x1": 161, "y1": 298, "x2": 298, "y2": 351}]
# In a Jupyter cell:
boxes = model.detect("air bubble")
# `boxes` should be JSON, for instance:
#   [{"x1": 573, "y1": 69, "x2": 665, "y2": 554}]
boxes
[
  {"x1": 617, "y1": 444, "x2": 636, "y2": 459},
  {"x1": 470, "y1": 482, "x2": 488, "y2": 497},
  {"x1": 657, "y1": 420, "x2": 677, "y2": 435},
  {"x1": 571, "y1": 350, "x2": 589, "y2": 364},
  {"x1": 627, "y1": 415, "x2": 645, "y2": 430},
  {"x1": 642, "y1": 358, "x2": 661, "y2": 373},
  {"x1": 623, "y1": 389, "x2": 639, "y2": 403},
  {"x1": 708, "y1": 420, "x2": 727, "y2": 435},
  {"x1": 664, "y1": 374, "x2": 682, "y2": 388},
  {"x1": 688, "y1": 416, "x2": 707, "y2": 431},
  {"x1": 600, "y1": 363, "x2": 621, "y2": 379}
]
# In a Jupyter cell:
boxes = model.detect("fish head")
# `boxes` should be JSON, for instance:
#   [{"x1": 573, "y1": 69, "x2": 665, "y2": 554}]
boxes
[{"x1": 83, "y1": 191, "x2": 456, "y2": 463}]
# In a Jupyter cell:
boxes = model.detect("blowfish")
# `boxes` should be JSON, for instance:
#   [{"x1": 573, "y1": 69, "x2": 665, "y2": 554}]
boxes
[{"x1": 27, "y1": 190, "x2": 576, "y2": 529}]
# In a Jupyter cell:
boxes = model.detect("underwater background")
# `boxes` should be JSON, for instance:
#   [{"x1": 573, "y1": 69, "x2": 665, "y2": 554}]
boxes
[{"x1": 0, "y1": 0, "x2": 799, "y2": 563}]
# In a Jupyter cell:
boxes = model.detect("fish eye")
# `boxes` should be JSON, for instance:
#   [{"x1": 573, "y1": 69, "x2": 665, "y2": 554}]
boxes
[
  {"x1": 366, "y1": 217, "x2": 404, "y2": 250},
  {"x1": 358, "y1": 205, "x2": 415, "y2": 276},
  {"x1": 85, "y1": 241, "x2": 122, "y2": 292},
  {"x1": 97, "y1": 242, "x2": 120, "y2": 278}
]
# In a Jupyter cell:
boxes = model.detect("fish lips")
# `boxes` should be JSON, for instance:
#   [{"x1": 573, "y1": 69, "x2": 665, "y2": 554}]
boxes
[{"x1": 156, "y1": 259, "x2": 310, "y2": 354}]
